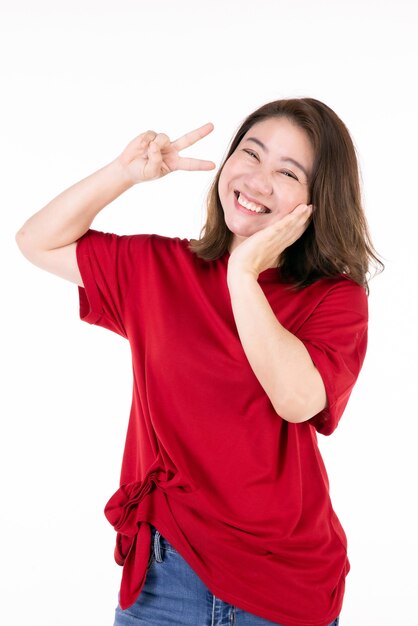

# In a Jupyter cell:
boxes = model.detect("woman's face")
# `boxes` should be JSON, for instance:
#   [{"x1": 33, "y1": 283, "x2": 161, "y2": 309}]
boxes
[{"x1": 218, "y1": 117, "x2": 315, "y2": 253}]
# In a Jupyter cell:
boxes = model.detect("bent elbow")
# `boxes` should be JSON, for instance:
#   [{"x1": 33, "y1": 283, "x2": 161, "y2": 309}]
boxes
[
  {"x1": 275, "y1": 407, "x2": 313, "y2": 424},
  {"x1": 272, "y1": 394, "x2": 328, "y2": 425}
]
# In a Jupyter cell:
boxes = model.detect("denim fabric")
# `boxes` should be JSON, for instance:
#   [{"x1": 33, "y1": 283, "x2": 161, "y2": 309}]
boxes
[{"x1": 113, "y1": 525, "x2": 340, "y2": 626}]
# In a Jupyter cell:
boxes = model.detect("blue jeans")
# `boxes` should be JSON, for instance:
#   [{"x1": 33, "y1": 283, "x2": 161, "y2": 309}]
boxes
[{"x1": 114, "y1": 524, "x2": 340, "y2": 626}]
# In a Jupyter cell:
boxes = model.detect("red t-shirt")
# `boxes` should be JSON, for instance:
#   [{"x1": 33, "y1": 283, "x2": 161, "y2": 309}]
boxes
[{"x1": 76, "y1": 229, "x2": 368, "y2": 626}]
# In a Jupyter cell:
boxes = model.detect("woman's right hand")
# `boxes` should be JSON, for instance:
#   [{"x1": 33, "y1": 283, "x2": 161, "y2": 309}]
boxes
[{"x1": 117, "y1": 123, "x2": 216, "y2": 185}]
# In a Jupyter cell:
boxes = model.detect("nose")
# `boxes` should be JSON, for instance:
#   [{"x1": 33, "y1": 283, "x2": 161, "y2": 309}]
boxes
[{"x1": 243, "y1": 169, "x2": 273, "y2": 198}]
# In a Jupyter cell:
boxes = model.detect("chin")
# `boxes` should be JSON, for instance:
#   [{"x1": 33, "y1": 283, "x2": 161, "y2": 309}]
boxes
[{"x1": 226, "y1": 223, "x2": 260, "y2": 239}]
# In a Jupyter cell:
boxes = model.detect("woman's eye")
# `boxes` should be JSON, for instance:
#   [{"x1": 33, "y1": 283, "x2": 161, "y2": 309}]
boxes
[
  {"x1": 241, "y1": 151, "x2": 298, "y2": 180},
  {"x1": 281, "y1": 170, "x2": 298, "y2": 180}
]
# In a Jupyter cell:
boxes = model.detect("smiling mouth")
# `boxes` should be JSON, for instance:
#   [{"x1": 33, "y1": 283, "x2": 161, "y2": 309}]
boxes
[{"x1": 234, "y1": 191, "x2": 271, "y2": 214}]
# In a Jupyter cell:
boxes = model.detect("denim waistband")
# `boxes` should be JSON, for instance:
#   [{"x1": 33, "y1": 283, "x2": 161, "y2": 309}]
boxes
[
  {"x1": 149, "y1": 524, "x2": 176, "y2": 562},
  {"x1": 150, "y1": 524, "x2": 158, "y2": 536}
]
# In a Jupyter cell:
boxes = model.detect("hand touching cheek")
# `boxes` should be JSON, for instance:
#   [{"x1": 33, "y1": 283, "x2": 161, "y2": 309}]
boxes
[{"x1": 227, "y1": 203, "x2": 313, "y2": 279}]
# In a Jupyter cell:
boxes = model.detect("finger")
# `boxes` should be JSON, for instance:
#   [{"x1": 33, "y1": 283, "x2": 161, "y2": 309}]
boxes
[
  {"x1": 144, "y1": 134, "x2": 171, "y2": 174},
  {"x1": 176, "y1": 156, "x2": 216, "y2": 172},
  {"x1": 149, "y1": 132, "x2": 171, "y2": 150},
  {"x1": 172, "y1": 123, "x2": 214, "y2": 152},
  {"x1": 143, "y1": 141, "x2": 163, "y2": 178},
  {"x1": 286, "y1": 204, "x2": 312, "y2": 227},
  {"x1": 138, "y1": 130, "x2": 158, "y2": 145},
  {"x1": 292, "y1": 203, "x2": 312, "y2": 215},
  {"x1": 276, "y1": 205, "x2": 309, "y2": 226}
]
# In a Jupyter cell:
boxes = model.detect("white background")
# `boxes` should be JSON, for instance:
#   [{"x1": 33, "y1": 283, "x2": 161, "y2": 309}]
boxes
[{"x1": 1, "y1": 1, "x2": 417, "y2": 624}]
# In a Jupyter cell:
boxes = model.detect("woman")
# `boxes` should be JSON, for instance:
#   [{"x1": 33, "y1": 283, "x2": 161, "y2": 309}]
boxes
[{"x1": 16, "y1": 97, "x2": 382, "y2": 626}]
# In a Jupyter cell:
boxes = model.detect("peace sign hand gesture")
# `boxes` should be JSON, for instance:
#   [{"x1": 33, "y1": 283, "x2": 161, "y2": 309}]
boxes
[{"x1": 117, "y1": 123, "x2": 216, "y2": 185}]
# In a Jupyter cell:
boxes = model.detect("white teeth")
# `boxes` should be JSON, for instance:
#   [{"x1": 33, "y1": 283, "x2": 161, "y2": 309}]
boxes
[{"x1": 237, "y1": 193, "x2": 267, "y2": 213}]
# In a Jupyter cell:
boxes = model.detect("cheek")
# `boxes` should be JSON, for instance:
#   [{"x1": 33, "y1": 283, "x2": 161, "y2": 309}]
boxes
[
  {"x1": 218, "y1": 165, "x2": 233, "y2": 201},
  {"x1": 217, "y1": 176, "x2": 226, "y2": 204},
  {"x1": 218, "y1": 154, "x2": 241, "y2": 185},
  {"x1": 270, "y1": 187, "x2": 310, "y2": 219},
  {"x1": 277, "y1": 181, "x2": 310, "y2": 205}
]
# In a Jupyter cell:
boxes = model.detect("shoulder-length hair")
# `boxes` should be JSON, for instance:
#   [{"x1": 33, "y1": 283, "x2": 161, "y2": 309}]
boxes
[{"x1": 189, "y1": 97, "x2": 383, "y2": 293}]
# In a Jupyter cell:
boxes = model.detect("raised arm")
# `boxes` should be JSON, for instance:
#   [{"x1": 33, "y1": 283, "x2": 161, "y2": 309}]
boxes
[{"x1": 15, "y1": 124, "x2": 215, "y2": 285}]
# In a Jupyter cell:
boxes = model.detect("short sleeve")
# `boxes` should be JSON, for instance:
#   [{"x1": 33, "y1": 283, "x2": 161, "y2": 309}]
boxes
[
  {"x1": 297, "y1": 278, "x2": 368, "y2": 436},
  {"x1": 76, "y1": 228, "x2": 140, "y2": 338}
]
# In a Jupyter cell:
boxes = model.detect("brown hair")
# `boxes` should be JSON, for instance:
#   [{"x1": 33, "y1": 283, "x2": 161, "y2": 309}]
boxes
[{"x1": 189, "y1": 97, "x2": 383, "y2": 293}]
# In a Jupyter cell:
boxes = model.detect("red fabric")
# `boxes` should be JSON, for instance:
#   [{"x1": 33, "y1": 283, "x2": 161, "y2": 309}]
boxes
[{"x1": 76, "y1": 229, "x2": 368, "y2": 626}]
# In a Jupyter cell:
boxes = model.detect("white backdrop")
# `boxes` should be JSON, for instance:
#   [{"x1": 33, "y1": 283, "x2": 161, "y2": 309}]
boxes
[{"x1": 1, "y1": 1, "x2": 417, "y2": 625}]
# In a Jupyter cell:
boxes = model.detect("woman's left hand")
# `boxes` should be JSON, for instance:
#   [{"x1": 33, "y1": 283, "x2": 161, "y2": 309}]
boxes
[{"x1": 227, "y1": 203, "x2": 313, "y2": 279}]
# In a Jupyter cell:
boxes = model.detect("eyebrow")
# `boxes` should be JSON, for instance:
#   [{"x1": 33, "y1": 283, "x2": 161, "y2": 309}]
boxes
[{"x1": 245, "y1": 137, "x2": 310, "y2": 178}]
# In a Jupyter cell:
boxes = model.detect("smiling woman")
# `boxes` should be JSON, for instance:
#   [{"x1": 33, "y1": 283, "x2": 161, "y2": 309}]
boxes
[
  {"x1": 16, "y1": 96, "x2": 383, "y2": 626},
  {"x1": 218, "y1": 117, "x2": 314, "y2": 250},
  {"x1": 190, "y1": 98, "x2": 383, "y2": 292}
]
